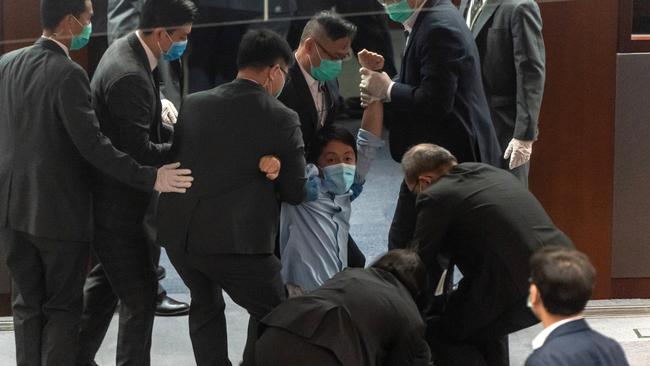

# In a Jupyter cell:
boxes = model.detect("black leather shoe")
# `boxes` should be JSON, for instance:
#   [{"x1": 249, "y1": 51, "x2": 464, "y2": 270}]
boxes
[
  {"x1": 155, "y1": 266, "x2": 166, "y2": 281},
  {"x1": 155, "y1": 295, "x2": 189, "y2": 316}
]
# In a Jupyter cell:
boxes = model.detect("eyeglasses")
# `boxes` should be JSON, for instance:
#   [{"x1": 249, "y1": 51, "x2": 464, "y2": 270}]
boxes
[
  {"x1": 314, "y1": 41, "x2": 353, "y2": 62},
  {"x1": 377, "y1": 0, "x2": 402, "y2": 6}
]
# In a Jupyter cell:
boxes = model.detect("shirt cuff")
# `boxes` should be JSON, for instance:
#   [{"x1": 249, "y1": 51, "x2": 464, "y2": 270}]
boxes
[{"x1": 386, "y1": 81, "x2": 395, "y2": 103}]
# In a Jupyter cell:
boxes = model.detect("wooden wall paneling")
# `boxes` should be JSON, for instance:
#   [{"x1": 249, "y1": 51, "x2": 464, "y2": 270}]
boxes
[{"x1": 530, "y1": 0, "x2": 618, "y2": 299}]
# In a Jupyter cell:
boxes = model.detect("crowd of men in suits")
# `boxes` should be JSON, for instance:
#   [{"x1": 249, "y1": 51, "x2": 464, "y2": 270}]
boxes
[{"x1": 0, "y1": 0, "x2": 631, "y2": 366}]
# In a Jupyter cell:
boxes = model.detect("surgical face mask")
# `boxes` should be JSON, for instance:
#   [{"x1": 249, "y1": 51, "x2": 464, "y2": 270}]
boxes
[
  {"x1": 309, "y1": 46, "x2": 343, "y2": 81},
  {"x1": 323, "y1": 163, "x2": 356, "y2": 195},
  {"x1": 385, "y1": 0, "x2": 415, "y2": 24},
  {"x1": 161, "y1": 32, "x2": 188, "y2": 61},
  {"x1": 70, "y1": 16, "x2": 92, "y2": 51}
]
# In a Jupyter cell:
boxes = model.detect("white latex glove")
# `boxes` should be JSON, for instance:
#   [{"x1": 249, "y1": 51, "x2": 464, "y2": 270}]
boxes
[
  {"x1": 161, "y1": 99, "x2": 178, "y2": 125},
  {"x1": 154, "y1": 162, "x2": 193, "y2": 193},
  {"x1": 360, "y1": 92, "x2": 380, "y2": 108},
  {"x1": 503, "y1": 138, "x2": 534, "y2": 169},
  {"x1": 359, "y1": 67, "x2": 392, "y2": 102}
]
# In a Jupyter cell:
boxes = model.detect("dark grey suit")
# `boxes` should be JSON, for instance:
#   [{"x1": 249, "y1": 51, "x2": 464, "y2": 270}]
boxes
[
  {"x1": 0, "y1": 38, "x2": 155, "y2": 366},
  {"x1": 525, "y1": 319, "x2": 630, "y2": 366},
  {"x1": 157, "y1": 78, "x2": 306, "y2": 366},
  {"x1": 77, "y1": 33, "x2": 171, "y2": 366},
  {"x1": 460, "y1": 0, "x2": 546, "y2": 185},
  {"x1": 411, "y1": 163, "x2": 573, "y2": 366}
]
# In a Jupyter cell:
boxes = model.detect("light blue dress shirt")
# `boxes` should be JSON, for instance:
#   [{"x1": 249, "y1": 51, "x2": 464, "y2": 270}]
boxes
[{"x1": 279, "y1": 129, "x2": 384, "y2": 292}]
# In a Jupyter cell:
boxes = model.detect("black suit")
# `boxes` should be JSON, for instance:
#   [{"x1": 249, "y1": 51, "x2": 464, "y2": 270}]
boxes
[
  {"x1": 0, "y1": 38, "x2": 155, "y2": 366},
  {"x1": 525, "y1": 319, "x2": 630, "y2": 366},
  {"x1": 410, "y1": 163, "x2": 573, "y2": 366},
  {"x1": 257, "y1": 268, "x2": 430, "y2": 366},
  {"x1": 77, "y1": 33, "x2": 170, "y2": 366},
  {"x1": 387, "y1": 0, "x2": 502, "y2": 252},
  {"x1": 157, "y1": 78, "x2": 306, "y2": 366},
  {"x1": 460, "y1": 0, "x2": 546, "y2": 185},
  {"x1": 279, "y1": 60, "x2": 339, "y2": 150}
]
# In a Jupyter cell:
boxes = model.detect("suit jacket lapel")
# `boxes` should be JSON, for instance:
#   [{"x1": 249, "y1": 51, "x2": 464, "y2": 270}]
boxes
[
  {"x1": 472, "y1": 0, "x2": 501, "y2": 38},
  {"x1": 401, "y1": 0, "x2": 437, "y2": 82},
  {"x1": 289, "y1": 62, "x2": 319, "y2": 131}
]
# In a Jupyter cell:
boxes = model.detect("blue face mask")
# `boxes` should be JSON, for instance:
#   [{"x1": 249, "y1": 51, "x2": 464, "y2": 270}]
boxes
[
  {"x1": 310, "y1": 46, "x2": 343, "y2": 81},
  {"x1": 385, "y1": 0, "x2": 415, "y2": 24},
  {"x1": 322, "y1": 163, "x2": 356, "y2": 195},
  {"x1": 70, "y1": 16, "x2": 92, "y2": 51},
  {"x1": 161, "y1": 32, "x2": 188, "y2": 61}
]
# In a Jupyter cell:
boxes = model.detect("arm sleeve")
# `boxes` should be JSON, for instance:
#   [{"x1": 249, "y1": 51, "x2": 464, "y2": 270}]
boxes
[
  {"x1": 411, "y1": 192, "x2": 453, "y2": 271},
  {"x1": 106, "y1": 74, "x2": 171, "y2": 165},
  {"x1": 274, "y1": 110, "x2": 307, "y2": 205},
  {"x1": 355, "y1": 128, "x2": 384, "y2": 185},
  {"x1": 511, "y1": 1, "x2": 546, "y2": 141},
  {"x1": 107, "y1": 0, "x2": 142, "y2": 44},
  {"x1": 384, "y1": 327, "x2": 432, "y2": 366},
  {"x1": 57, "y1": 67, "x2": 156, "y2": 191},
  {"x1": 388, "y1": 180, "x2": 418, "y2": 250},
  {"x1": 389, "y1": 26, "x2": 465, "y2": 118}
]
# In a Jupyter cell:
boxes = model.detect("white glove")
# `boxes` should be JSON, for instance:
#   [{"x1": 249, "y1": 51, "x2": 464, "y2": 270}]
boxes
[
  {"x1": 360, "y1": 92, "x2": 380, "y2": 108},
  {"x1": 503, "y1": 138, "x2": 534, "y2": 170},
  {"x1": 359, "y1": 67, "x2": 392, "y2": 102},
  {"x1": 161, "y1": 99, "x2": 178, "y2": 125}
]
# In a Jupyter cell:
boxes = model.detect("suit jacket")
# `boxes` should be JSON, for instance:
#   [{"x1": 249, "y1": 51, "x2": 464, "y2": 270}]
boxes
[
  {"x1": 386, "y1": 0, "x2": 501, "y2": 165},
  {"x1": 157, "y1": 79, "x2": 306, "y2": 254},
  {"x1": 460, "y1": 0, "x2": 546, "y2": 165},
  {"x1": 525, "y1": 319, "x2": 630, "y2": 366},
  {"x1": 260, "y1": 268, "x2": 430, "y2": 366},
  {"x1": 411, "y1": 163, "x2": 573, "y2": 340},
  {"x1": 0, "y1": 38, "x2": 156, "y2": 242},
  {"x1": 278, "y1": 60, "x2": 340, "y2": 149},
  {"x1": 92, "y1": 33, "x2": 171, "y2": 232}
]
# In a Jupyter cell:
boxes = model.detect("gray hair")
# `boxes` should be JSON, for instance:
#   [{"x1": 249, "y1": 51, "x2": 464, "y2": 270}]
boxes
[{"x1": 401, "y1": 144, "x2": 457, "y2": 184}]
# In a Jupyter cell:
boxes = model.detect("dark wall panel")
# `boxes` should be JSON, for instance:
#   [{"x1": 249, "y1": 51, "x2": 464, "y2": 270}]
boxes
[{"x1": 530, "y1": 0, "x2": 618, "y2": 298}]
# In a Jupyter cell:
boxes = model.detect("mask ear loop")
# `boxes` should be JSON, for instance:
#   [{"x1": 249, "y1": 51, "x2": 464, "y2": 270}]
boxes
[{"x1": 157, "y1": 30, "x2": 173, "y2": 56}]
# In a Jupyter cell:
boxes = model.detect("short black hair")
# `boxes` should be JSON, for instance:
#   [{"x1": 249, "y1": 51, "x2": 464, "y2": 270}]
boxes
[
  {"x1": 372, "y1": 249, "x2": 427, "y2": 299},
  {"x1": 306, "y1": 124, "x2": 358, "y2": 164},
  {"x1": 530, "y1": 246, "x2": 596, "y2": 316},
  {"x1": 40, "y1": 0, "x2": 87, "y2": 31},
  {"x1": 237, "y1": 29, "x2": 293, "y2": 70},
  {"x1": 140, "y1": 0, "x2": 198, "y2": 34},
  {"x1": 301, "y1": 11, "x2": 357, "y2": 43}
]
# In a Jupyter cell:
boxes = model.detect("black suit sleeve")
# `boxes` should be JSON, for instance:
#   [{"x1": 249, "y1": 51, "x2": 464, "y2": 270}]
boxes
[
  {"x1": 58, "y1": 67, "x2": 156, "y2": 191},
  {"x1": 390, "y1": 26, "x2": 464, "y2": 118},
  {"x1": 389, "y1": 180, "x2": 418, "y2": 250},
  {"x1": 512, "y1": 1, "x2": 546, "y2": 141},
  {"x1": 274, "y1": 110, "x2": 307, "y2": 205},
  {"x1": 411, "y1": 192, "x2": 453, "y2": 271},
  {"x1": 106, "y1": 74, "x2": 171, "y2": 165}
]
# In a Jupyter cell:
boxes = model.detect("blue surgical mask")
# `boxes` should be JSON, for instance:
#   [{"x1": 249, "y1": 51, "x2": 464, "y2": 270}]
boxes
[
  {"x1": 309, "y1": 46, "x2": 343, "y2": 81},
  {"x1": 323, "y1": 163, "x2": 356, "y2": 195},
  {"x1": 161, "y1": 32, "x2": 188, "y2": 61},
  {"x1": 70, "y1": 16, "x2": 92, "y2": 51},
  {"x1": 385, "y1": 0, "x2": 415, "y2": 24}
]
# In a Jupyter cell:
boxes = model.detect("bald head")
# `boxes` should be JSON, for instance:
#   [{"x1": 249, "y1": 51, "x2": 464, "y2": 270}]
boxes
[{"x1": 401, "y1": 144, "x2": 457, "y2": 187}]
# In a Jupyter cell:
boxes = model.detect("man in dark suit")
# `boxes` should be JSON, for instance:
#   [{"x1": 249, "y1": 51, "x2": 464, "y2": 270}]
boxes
[
  {"x1": 0, "y1": 1, "x2": 192, "y2": 365},
  {"x1": 526, "y1": 247, "x2": 629, "y2": 366},
  {"x1": 460, "y1": 0, "x2": 546, "y2": 186},
  {"x1": 279, "y1": 11, "x2": 352, "y2": 151},
  {"x1": 157, "y1": 29, "x2": 306, "y2": 366},
  {"x1": 400, "y1": 144, "x2": 573, "y2": 366},
  {"x1": 76, "y1": 1, "x2": 197, "y2": 365},
  {"x1": 362, "y1": 0, "x2": 501, "y2": 250},
  {"x1": 256, "y1": 249, "x2": 431, "y2": 366}
]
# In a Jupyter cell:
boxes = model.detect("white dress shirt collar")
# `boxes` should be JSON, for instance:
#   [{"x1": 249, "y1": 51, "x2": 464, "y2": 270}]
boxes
[
  {"x1": 404, "y1": 0, "x2": 430, "y2": 33},
  {"x1": 136, "y1": 30, "x2": 159, "y2": 71},
  {"x1": 41, "y1": 36, "x2": 70, "y2": 58},
  {"x1": 531, "y1": 316, "x2": 584, "y2": 350}
]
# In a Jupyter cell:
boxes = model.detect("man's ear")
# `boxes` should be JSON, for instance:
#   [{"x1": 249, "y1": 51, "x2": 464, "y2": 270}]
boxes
[{"x1": 530, "y1": 284, "x2": 541, "y2": 306}]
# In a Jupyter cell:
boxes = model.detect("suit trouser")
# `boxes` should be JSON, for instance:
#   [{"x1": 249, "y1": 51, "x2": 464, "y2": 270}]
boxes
[
  {"x1": 0, "y1": 228, "x2": 89, "y2": 366},
  {"x1": 77, "y1": 224, "x2": 157, "y2": 366},
  {"x1": 166, "y1": 250, "x2": 286, "y2": 366},
  {"x1": 427, "y1": 296, "x2": 538, "y2": 366},
  {"x1": 256, "y1": 327, "x2": 341, "y2": 366}
]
